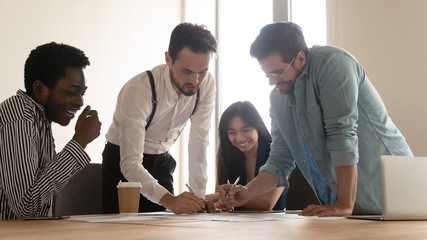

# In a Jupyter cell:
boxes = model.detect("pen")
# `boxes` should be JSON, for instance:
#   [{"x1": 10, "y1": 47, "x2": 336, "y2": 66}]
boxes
[
  {"x1": 186, "y1": 183, "x2": 207, "y2": 213},
  {"x1": 226, "y1": 176, "x2": 240, "y2": 197},
  {"x1": 185, "y1": 183, "x2": 194, "y2": 194}
]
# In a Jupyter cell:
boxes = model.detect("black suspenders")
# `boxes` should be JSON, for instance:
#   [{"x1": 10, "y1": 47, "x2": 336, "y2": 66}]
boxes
[
  {"x1": 145, "y1": 70, "x2": 200, "y2": 130},
  {"x1": 145, "y1": 70, "x2": 157, "y2": 130}
]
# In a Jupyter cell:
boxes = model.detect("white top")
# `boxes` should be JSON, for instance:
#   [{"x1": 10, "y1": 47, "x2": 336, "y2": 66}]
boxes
[{"x1": 105, "y1": 64, "x2": 215, "y2": 203}]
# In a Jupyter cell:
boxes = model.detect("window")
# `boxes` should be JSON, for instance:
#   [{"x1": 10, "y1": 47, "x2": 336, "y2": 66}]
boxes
[
  {"x1": 217, "y1": 0, "x2": 274, "y2": 128},
  {"x1": 290, "y1": 0, "x2": 327, "y2": 47}
]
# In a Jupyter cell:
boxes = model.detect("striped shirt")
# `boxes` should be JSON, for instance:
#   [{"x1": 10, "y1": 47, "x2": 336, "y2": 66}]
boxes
[{"x1": 0, "y1": 90, "x2": 90, "y2": 220}]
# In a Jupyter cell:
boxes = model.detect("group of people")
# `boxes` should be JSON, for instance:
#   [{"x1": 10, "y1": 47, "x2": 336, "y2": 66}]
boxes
[{"x1": 0, "y1": 21, "x2": 412, "y2": 220}]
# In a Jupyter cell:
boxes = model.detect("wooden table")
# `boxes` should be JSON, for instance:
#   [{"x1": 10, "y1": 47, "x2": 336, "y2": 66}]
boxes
[{"x1": 1, "y1": 215, "x2": 427, "y2": 240}]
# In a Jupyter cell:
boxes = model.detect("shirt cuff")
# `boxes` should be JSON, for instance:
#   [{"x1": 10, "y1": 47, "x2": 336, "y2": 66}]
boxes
[
  {"x1": 149, "y1": 185, "x2": 170, "y2": 204},
  {"x1": 65, "y1": 139, "x2": 91, "y2": 168},
  {"x1": 330, "y1": 151, "x2": 359, "y2": 167},
  {"x1": 259, "y1": 164, "x2": 290, "y2": 188}
]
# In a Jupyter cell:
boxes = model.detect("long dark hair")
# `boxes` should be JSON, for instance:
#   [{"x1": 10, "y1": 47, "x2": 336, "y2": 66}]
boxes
[{"x1": 216, "y1": 101, "x2": 272, "y2": 185}]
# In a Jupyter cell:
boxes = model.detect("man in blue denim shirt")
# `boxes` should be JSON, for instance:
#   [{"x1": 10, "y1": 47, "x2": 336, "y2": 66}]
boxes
[{"x1": 220, "y1": 22, "x2": 412, "y2": 216}]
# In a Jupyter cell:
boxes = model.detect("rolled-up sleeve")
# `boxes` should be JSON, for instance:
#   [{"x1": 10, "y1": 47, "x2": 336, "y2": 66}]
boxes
[{"x1": 317, "y1": 52, "x2": 361, "y2": 167}]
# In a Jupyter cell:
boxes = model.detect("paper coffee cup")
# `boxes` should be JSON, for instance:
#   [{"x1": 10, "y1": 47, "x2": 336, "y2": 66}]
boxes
[{"x1": 117, "y1": 181, "x2": 142, "y2": 215}]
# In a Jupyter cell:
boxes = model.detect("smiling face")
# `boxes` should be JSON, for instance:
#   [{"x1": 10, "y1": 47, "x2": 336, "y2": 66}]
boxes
[
  {"x1": 165, "y1": 47, "x2": 211, "y2": 96},
  {"x1": 227, "y1": 116, "x2": 259, "y2": 154},
  {"x1": 259, "y1": 51, "x2": 306, "y2": 95},
  {"x1": 36, "y1": 67, "x2": 87, "y2": 126}
]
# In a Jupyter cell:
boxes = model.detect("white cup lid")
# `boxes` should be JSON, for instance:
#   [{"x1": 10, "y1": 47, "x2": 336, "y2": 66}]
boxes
[{"x1": 116, "y1": 181, "x2": 142, "y2": 188}]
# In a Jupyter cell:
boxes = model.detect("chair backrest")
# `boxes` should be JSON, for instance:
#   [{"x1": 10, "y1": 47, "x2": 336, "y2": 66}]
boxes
[
  {"x1": 286, "y1": 165, "x2": 319, "y2": 210},
  {"x1": 52, "y1": 163, "x2": 102, "y2": 216}
]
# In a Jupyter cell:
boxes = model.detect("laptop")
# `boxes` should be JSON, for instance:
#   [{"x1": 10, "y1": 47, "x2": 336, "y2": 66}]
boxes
[{"x1": 348, "y1": 155, "x2": 427, "y2": 221}]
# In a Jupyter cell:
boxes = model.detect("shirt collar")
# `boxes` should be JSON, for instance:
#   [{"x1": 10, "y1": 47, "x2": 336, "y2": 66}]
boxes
[
  {"x1": 163, "y1": 65, "x2": 180, "y2": 99},
  {"x1": 17, "y1": 89, "x2": 46, "y2": 116},
  {"x1": 288, "y1": 91, "x2": 296, "y2": 107},
  {"x1": 299, "y1": 47, "x2": 314, "y2": 80}
]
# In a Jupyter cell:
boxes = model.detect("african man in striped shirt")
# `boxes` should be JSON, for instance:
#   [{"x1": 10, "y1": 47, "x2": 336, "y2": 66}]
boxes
[{"x1": 0, "y1": 42, "x2": 101, "y2": 220}]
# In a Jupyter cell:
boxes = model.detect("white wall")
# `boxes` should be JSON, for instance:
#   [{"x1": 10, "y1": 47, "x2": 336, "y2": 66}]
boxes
[
  {"x1": 0, "y1": 0, "x2": 182, "y2": 162},
  {"x1": 327, "y1": 0, "x2": 427, "y2": 156}
]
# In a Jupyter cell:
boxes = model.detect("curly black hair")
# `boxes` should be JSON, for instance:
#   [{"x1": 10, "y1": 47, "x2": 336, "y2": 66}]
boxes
[{"x1": 24, "y1": 42, "x2": 90, "y2": 97}]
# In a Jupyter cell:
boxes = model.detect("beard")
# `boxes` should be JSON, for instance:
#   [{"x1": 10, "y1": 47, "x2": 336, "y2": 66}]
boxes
[
  {"x1": 275, "y1": 79, "x2": 295, "y2": 95},
  {"x1": 170, "y1": 72, "x2": 198, "y2": 96}
]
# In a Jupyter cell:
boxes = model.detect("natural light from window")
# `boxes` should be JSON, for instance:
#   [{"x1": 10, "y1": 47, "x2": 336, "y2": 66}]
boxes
[{"x1": 218, "y1": 0, "x2": 326, "y2": 130}]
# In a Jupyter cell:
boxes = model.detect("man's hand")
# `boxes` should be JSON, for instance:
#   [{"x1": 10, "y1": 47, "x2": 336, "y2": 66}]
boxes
[
  {"x1": 160, "y1": 192, "x2": 206, "y2": 214},
  {"x1": 300, "y1": 165, "x2": 357, "y2": 217},
  {"x1": 204, "y1": 199, "x2": 216, "y2": 213},
  {"x1": 72, "y1": 105, "x2": 101, "y2": 148},
  {"x1": 299, "y1": 202, "x2": 353, "y2": 217},
  {"x1": 217, "y1": 184, "x2": 250, "y2": 210}
]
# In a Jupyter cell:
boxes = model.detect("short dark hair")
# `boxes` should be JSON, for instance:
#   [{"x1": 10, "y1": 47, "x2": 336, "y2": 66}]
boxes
[
  {"x1": 250, "y1": 22, "x2": 308, "y2": 63},
  {"x1": 168, "y1": 23, "x2": 217, "y2": 64},
  {"x1": 216, "y1": 101, "x2": 272, "y2": 185},
  {"x1": 24, "y1": 42, "x2": 90, "y2": 97}
]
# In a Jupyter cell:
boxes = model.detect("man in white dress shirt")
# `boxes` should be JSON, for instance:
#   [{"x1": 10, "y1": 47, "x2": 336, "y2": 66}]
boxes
[{"x1": 102, "y1": 23, "x2": 217, "y2": 214}]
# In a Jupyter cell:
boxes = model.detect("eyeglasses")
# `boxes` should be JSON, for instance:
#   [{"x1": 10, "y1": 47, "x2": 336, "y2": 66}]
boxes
[{"x1": 264, "y1": 57, "x2": 295, "y2": 79}]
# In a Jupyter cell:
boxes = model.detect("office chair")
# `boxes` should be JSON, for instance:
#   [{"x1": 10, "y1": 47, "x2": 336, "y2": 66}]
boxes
[
  {"x1": 52, "y1": 163, "x2": 103, "y2": 216},
  {"x1": 286, "y1": 166, "x2": 320, "y2": 210}
]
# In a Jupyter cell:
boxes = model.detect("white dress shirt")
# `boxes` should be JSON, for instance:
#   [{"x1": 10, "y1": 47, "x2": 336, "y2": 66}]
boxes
[{"x1": 105, "y1": 64, "x2": 215, "y2": 203}]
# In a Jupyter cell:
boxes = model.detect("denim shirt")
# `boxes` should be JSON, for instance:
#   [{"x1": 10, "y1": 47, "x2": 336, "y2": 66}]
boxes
[
  {"x1": 260, "y1": 45, "x2": 412, "y2": 214},
  {"x1": 303, "y1": 137, "x2": 337, "y2": 206}
]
